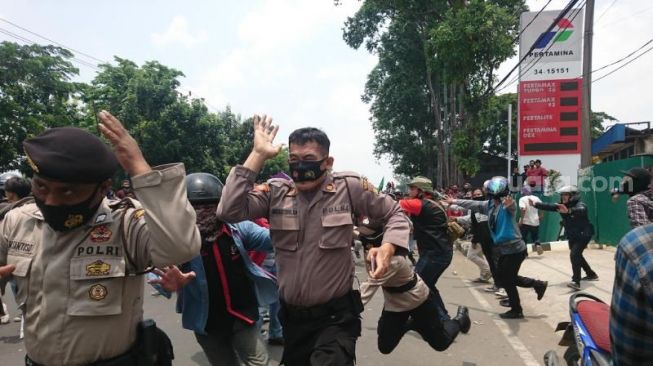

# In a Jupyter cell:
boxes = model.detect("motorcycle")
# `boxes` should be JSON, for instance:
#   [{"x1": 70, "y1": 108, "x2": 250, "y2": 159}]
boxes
[{"x1": 544, "y1": 293, "x2": 611, "y2": 366}]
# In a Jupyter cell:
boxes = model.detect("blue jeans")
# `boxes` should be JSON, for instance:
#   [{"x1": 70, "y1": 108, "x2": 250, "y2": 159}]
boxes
[
  {"x1": 415, "y1": 249, "x2": 453, "y2": 320},
  {"x1": 258, "y1": 301, "x2": 283, "y2": 339}
]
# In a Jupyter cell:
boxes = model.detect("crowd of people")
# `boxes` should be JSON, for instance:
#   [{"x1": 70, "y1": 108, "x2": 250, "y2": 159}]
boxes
[{"x1": 0, "y1": 112, "x2": 652, "y2": 365}]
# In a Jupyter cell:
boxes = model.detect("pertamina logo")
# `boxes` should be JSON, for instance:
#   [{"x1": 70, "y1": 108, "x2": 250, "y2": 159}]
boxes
[{"x1": 534, "y1": 18, "x2": 574, "y2": 49}]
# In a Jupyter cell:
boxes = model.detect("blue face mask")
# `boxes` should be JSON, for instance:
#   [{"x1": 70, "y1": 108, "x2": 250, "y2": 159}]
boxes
[{"x1": 289, "y1": 158, "x2": 326, "y2": 183}]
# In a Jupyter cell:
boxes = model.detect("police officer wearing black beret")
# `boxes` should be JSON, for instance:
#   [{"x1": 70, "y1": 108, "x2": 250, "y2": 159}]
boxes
[{"x1": 0, "y1": 111, "x2": 201, "y2": 366}]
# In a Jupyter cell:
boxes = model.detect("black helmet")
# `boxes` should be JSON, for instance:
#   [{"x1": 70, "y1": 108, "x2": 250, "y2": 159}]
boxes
[{"x1": 186, "y1": 173, "x2": 223, "y2": 203}]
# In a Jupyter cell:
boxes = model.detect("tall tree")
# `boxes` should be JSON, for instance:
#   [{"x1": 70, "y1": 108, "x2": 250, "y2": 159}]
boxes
[
  {"x1": 343, "y1": 0, "x2": 525, "y2": 184},
  {"x1": 0, "y1": 42, "x2": 85, "y2": 171},
  {"x1": 590, "y1": 111, "x2": 616, "y2": 139}
]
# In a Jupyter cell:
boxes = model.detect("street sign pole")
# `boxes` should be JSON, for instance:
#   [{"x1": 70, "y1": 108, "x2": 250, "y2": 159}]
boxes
[{"x1": 581, "y1": 0, "x2": 595, "y2": 167}]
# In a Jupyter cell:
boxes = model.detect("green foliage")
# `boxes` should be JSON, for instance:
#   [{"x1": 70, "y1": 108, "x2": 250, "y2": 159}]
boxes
[
  {"x1": 0, "y1": 42, "x2": 85, "y2": 171},
  {"x1": 590, "y1": 111, "x2": 616, "y2": 139},
  {"x1": 0, "y1": 42, "x2": 288, "y2": 182},
  {"x1": 343, "y1": 0, "x2": 526, "y2": 183}
]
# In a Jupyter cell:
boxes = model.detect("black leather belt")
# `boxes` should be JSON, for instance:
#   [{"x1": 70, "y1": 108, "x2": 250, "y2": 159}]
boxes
[
  {"x1": 282, "y1": 291, "x2": 360, "y2": 321},
  {"x1": 383, "y1": 274, "x2": 418, "y2": 293}
]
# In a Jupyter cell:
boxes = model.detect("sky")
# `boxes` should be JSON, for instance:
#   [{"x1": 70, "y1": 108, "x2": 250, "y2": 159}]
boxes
[{"x1": 1, "y1": 0, "x2": 651, "y2": 186}]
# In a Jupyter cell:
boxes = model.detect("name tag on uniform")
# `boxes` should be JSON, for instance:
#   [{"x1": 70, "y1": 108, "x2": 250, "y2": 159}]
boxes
[
  {"x1": 7, "y1": 240, "x2": 36, "y2": 257},
  {"x1": 322, "y1": 204, "x2": 350, "y2": 215}
]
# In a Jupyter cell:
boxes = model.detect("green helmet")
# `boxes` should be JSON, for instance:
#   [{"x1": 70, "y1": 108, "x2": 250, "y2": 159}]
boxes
[{"x1": 408, "y1": 176, "x2": 433, "y2": 192}]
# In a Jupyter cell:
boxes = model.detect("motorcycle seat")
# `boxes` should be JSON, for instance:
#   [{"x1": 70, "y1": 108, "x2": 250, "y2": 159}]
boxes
[{"x1": 577, "y1": 300, "x2": 611, "y2": 354}]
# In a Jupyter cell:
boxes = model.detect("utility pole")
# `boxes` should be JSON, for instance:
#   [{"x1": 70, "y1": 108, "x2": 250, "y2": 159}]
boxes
[
  {"x1": 508, "y1": 103, "x2": 512, "y2": 178},
  {"x1": 581, "y1": 0, "x2": 595, "y2": 167}
]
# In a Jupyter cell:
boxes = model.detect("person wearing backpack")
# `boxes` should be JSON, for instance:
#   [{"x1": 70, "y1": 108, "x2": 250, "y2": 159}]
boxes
[
  {"x1": 448, "y1": 176, "x2": 548, "y2": 319},
  {"x1": 399, "y1": 176, "x2": 453, "y2": 321}
]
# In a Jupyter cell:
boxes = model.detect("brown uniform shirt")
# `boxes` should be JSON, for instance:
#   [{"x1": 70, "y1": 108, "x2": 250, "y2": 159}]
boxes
[
  {"x1": 360, "y1": 256, "x2": 429, "y2": 312},
  {"x1": 0, "y1": 163, "x2": 201, "y2": 366},
  {"x1": 216, "y1": 165, "x2": 410, "y2": 306}
]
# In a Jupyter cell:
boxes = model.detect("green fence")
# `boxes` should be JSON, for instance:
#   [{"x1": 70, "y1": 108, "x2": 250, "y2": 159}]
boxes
[{"x1": 521, "y1": 155, "x2": 653, "y2": 246}]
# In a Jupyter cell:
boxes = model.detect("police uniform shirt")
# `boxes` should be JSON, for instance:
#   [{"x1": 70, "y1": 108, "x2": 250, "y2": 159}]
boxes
[
  {"x1": 0, "y1": 163, "x2": 201, "y2": 366},
  {"x1": 217, "y1": 165, "x2": 410, "y2": 307},
  {"x1": 360, "y1": 256, "x2": 429, "y2": 312}
]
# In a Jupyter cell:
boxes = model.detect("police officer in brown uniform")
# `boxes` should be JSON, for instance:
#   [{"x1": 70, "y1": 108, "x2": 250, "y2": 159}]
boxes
[
  {"x1": 217, "y1": 116, "x2": 411, "y2": 366},
  {"x1": 0, "y1": 111, "x2": 201, "y2": 366}
]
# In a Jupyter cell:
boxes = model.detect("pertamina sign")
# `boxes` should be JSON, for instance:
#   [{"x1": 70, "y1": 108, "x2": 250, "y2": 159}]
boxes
[
  {"x1": 519, "y1": 11, "x2": 584, "y2": 81},
  {"x1": 518, "y1": 9, "x2": 584, "y2": 158}
]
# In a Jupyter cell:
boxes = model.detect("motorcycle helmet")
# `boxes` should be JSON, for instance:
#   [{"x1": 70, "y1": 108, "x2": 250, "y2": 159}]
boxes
[
  {"x1": 486, "y1": 176, "x2": 510, "y2": 198},
  {"x1": 186, "y1": 173, "x2": 224, "y2": 203}
]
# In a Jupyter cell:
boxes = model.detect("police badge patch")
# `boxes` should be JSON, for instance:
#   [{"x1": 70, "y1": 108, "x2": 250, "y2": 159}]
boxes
[
  {"x1": 89, "y1": 284, "x2": 108, "y2": 301},
  {"x1": 86, "y1": 260, "x2": 111, "y2": 276},
  {"x1": 90, "y1": 225, "x2": 112, "y2": 243}
]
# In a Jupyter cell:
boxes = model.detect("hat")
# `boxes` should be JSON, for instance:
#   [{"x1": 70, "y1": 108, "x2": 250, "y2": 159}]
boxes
[
  {"x1": 621, "y1": 167, "x2": 651, "y2": 181},
  {"x1": 23, "y1": 127, "x2": 119, "y2": 183},
  {"x1": 620, "y1": 167, "x2": 651, "y2": 195},
  {"x1": 408, "y1": 176, "x2": 433, "y2": 192}
]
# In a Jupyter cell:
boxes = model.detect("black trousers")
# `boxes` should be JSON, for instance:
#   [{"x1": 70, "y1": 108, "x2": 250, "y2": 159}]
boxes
[
  {"x1": 498, "y1": 250, "x2": 538, "y2": 313},
  {"x1": 278, "y1": 292, "x2": 362, "y2": 366},
  {"x1": 477, "y1": 231, "x2": 501, "y2": 288},
  {"x1": 377, "y1": 293, "x2": 460, "y2": 354},
  {"x1": 415, "y1": 249, "x2": 453, "y2": 320},
  {"x1": 520, "y1": 224, "x2": 540, "y2": 245},
  {"x1": 568, "y1": 237, "x2": 596, "y2": 283}
]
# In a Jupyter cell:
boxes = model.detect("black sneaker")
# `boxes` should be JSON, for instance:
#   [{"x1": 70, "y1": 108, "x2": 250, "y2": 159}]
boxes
[
  {"x1": 582, "y1": 274, "x2": 599, "y2": 281},
  {"x1": 499, "y1": 299, "x2": 510, "y2": 308},
  {"x1": 499, "y1": 310, "x2": 524, "y2": 319},
  {"x1": 535, "y1": 281, "x2": 548, "y2": 301},
  {"x1": 454, "y1": 306, "x2": 471, "y2": 334}
]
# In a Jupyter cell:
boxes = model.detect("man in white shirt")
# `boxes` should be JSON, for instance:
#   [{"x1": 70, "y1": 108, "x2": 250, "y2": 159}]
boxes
[{"x1": 518, "y1": 186, "x2": 544, "y2": 255}]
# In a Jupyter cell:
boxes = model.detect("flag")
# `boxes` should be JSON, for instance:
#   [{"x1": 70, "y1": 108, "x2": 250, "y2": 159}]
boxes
[{"x1": 377, "y1": 177, "x2": 385, "y2": 193}]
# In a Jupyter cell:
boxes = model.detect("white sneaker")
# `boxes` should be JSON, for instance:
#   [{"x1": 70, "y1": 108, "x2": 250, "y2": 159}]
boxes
[
  {"x1": 494, "y1": 288, "x2": 508, "y2": 298},
  {"x1": 0, "y1": 303, "x2": 9, "y2": 324},
  {"x1": 484, "y1": 285, "x2": 499, "y2": 293},
  {"x1": 19, "y1": 316, "x2": 24, "y2": 339}
]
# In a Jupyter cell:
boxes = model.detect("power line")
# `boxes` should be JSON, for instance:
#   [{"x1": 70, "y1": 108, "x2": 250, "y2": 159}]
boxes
[
  {"x1": 593, "y1": 43, "x2": 653, "y2": 82},
  {"x1": 0, "y1": 26, "x2": 101, "y2": 71},
  {"x1": 513, "y1": 0, "x2": 554, "y2": 44},
  {"x1": 0, "y1": 18, "x2": 222, "y2": 113},
  {"x1": 512, "y1": 1, "x2": 586, "y2": 83},
  {"x1": 491, "y1": 0, "x2": 581, "y2": 94},
  {"x1": 591, "y1": 38, "x2": 653, "y2": 74},
  {"x1": 496, "y1": 1, "x2": 586, "y2": 93},
  {"x1": 596, "y1": 0, "x2": 618, "y2": 23},
  {"x1": 0, "y1": 17, "x2": 107, "y2": 64}
]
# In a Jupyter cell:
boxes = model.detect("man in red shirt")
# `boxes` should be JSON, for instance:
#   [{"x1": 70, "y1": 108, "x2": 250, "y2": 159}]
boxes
[
  {"x1": 526, "y1": 159, "x2": 548, "y2": 194},
  {"x1": 399, "y1": 176, "x2": 453, "y2": 321}
]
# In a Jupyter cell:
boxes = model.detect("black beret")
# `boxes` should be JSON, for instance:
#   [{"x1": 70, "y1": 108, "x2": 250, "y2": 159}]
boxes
[{"x1": 23, "y1": 127, "x2": 119, "y2": 183}]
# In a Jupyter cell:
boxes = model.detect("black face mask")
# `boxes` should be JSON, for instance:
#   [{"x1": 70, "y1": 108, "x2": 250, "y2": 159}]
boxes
[
  {"x1": 289, "y1": 158, "x2": 327, "y2": 183},
  {"x1": 35, "y1": 185, "x2": 102, "y2": 232}
]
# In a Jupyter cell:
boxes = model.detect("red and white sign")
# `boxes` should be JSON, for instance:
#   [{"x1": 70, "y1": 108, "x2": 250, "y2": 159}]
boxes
[{"x1": 519, "y1": 78, "x2": 582, "y2": 155}]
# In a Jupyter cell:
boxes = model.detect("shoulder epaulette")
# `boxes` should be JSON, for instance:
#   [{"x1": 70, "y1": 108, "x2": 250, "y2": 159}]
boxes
[{"x1": 332, "y1": 171, "x2": 361, "y2": 179}]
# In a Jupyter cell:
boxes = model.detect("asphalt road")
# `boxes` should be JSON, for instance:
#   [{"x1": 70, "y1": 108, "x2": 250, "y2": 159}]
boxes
[{"x1": 0, "y1": 245, "x2": 616, "y2": 365}]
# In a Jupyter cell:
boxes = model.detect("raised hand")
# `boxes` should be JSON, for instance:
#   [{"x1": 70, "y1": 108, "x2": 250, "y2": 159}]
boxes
[
  {"x1": 97, "y1": 110, "x2": 151, "y2": 177},
  {"x1": 148, "y1": 265, "x2": 196, "y2": 292},
  {"x1": 557, "y1": 204, "x2": 569, "y2": 214},
  {"x1": 252, "y1": 115, "x2": 282, "y2": 160}
]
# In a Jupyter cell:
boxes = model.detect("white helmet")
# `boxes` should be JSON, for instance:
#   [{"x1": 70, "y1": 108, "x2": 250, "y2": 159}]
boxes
[{"x1": 557, "y1": 185, "x2": 578, "y2": 194}]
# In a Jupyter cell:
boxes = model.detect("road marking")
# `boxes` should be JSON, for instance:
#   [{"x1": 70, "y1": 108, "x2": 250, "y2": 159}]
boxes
[{"x1": 466, "y1": 287, "x2": 541, "y2": 366}]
